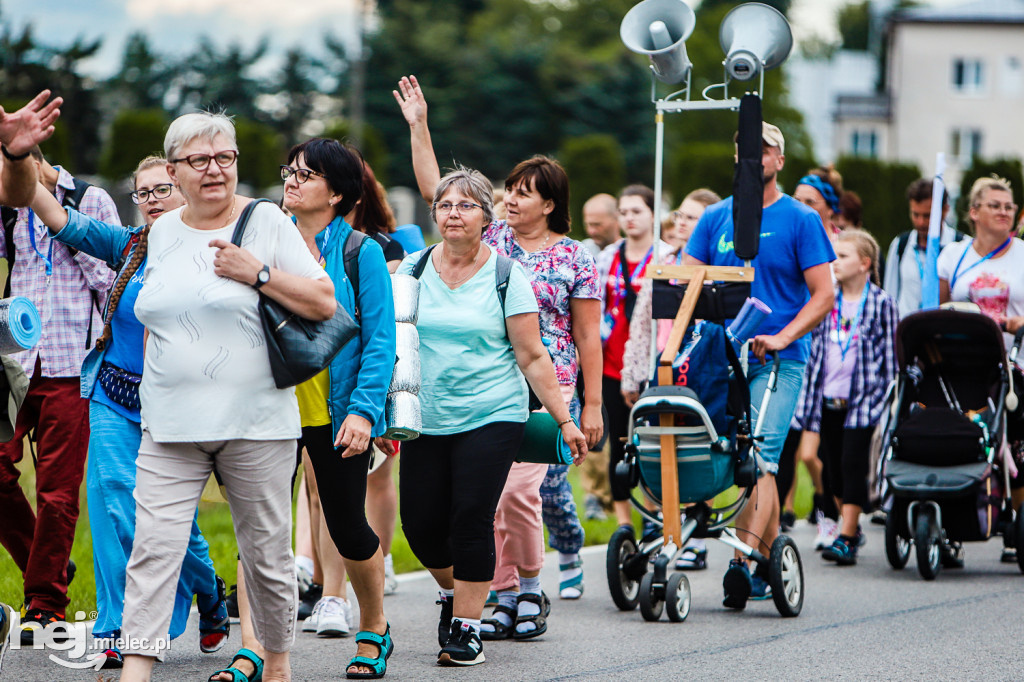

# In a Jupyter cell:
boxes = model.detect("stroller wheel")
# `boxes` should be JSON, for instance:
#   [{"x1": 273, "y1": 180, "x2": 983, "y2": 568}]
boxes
[
  {"x1": 768, "y1": 535, "x2": 803, "y2": 618},
  {"x1": 606, "y1": 526, "x2": 642, "y2": 611},
  {"x1": 638, "y1": 572, "x2": 664, "y2": 621},
  {"x1": 884, "y1": 507, "x2": 911, "y2": 570},
  {"x1": 915, "y1": 510, "x2": 942, "y2": 581},
  {"x1": 665, "y1": 572, "x2": 690, "y2": 623}
]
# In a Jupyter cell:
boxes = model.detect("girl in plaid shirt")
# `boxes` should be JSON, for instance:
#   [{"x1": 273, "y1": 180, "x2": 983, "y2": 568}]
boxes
[{"x1": 795, "y1": 229, "x2": 898, "y2": 565}]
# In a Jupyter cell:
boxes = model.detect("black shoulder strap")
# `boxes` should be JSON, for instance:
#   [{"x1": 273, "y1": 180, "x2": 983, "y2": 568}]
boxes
[
  {"x1": 896, "y1": 231, "x2": 912, "y2": 262},
  {"x1": 494, "y1": 253, "x2": 514, "y2": 318},
  {"x1": 60, "y1": 178, "x2": 92, "y2": 211},
  {"x1": 229, "y1": 199, "x2": 273, "y2": 246},
  {"x1": 411, "y1": 244, "x2": 438, "y2": 279},
  {"x1": 2, "y1": 206, "x2": 17, "y2": 298},
  {"x1": 342, "y1": 230, "x2": 367, "y2": 319},
  {"x1": 619, "y1": 241, "x2": 639, "y2": 321},
  {"x1": 953, "y1": 230, "x2": 966, "y2": 242}
]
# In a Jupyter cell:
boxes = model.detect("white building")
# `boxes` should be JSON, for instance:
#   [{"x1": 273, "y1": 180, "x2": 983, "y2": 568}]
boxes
[{"x1": 833, "y1": 0, "x2": 1024, "y2": 190}]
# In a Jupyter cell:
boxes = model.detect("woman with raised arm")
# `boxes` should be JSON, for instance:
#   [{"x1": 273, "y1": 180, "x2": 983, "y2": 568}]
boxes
[{"x1": 29, "y1": 155, "x2": 228, "y2": 669}]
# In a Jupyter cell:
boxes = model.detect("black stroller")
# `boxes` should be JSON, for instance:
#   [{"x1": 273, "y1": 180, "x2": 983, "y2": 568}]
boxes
[
  {"x1": 606, "y1": 271, "x2": 804, "y2": 621},
  {"x1": 882, "y1": 308, "x2": 1024, "y2": 580}
]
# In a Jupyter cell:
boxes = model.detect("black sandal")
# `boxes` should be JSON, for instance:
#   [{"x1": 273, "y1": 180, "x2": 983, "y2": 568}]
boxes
[
  {"x1": 512, "y1": 591, "x2": 550, "y2": 640},
  {"x1": 480, "y1": 604, "x2": 516, "y2": 641}
]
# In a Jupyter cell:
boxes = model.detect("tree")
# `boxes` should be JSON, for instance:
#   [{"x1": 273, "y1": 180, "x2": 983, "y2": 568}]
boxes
[
  {"x1": 322, "y1": 119, "x2": 390, "y2": 186},
  {"x1": 106, "y1": 33, "x2": 175, "y2": 111},
  {"x1": 100, "y1": 109, "x2": 168, "y2": 180},
  {"x1": 697, "y1": 0, "x2": 792, "y2": 17},
  {"x1": 835, "y1": 155, "x2": 921, "y2": 248},
  {"x1": 173, "y1": 37, "x2": 269, "y2": 120},
  {"x1": 235, "y1": 118, "x2": 285, "y2": 191},
  {"x1": 268, "y1": 48, "x2": 324, "y2": 144},
  {"x1": 559, "y1": 134, "x2": 626, "y2": 238},
  {"x1": 838, "y1": 1, "x2": 870, "y2": 52}
]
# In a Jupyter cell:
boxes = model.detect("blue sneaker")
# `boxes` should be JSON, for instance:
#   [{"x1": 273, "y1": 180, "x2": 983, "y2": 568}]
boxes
[
  {"x1": 750, "y1": 574, "x2": 772, "y2": 600},
  {"x1": 823, "y1": 536, "x2": 858, "y2": 565},
  {"x1": 722, "y1": 559, "x2": 751, "y2": 609}
]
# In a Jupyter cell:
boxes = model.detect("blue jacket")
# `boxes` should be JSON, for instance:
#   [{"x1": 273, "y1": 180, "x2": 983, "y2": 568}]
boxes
[
  {"x1": 316, "y1": 216, "x2": 396, "y2": 438},
  {"x1": 52, "y1": 209, "x2": 142, "y2": 401}
]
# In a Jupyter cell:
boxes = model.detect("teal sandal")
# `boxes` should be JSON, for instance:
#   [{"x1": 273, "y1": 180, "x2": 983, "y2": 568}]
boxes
[
  {"x1": 558, "y1": 558, "x2": 584, "y2": 599},
  {"x1": 346, "y1": 624, "x2": 393, "y2": 679},
  {"x1": 209, "y1": 647, "x2": 263, "y2": 682}
]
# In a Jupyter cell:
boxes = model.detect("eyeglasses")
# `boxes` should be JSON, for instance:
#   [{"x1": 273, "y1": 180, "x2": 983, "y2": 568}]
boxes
[
  {"x1": 434, "y1": 201, "x2": 482, "y2": 215},
  {"x1": 978, "y1": 201, "x2": 1018, "y2": 214},
  {"x1": 170, "y1": 150, "x2": 239, "y2": 171},
  {"x1": 130, "y1": 183, "x2": 174, "y2": 205},
  {"x1": 280, "y1": 165, "x2": 326, "y2": 184}
]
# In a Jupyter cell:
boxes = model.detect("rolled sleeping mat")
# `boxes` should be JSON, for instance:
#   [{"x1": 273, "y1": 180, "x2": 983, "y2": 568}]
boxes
[
  {"x1": 392, "y1": 274, "x2": 420, "y2": 324},
  {"x1": 515, "y1": 411, "x2": 574, "y2": 465},
  {"x1": 0, "y1": 297, "x2": 41, "y2": 355},
  {"x1": 395, "y1": 321, "x2": 420, "y2": 353},
  {"x1": 385, "y1": 390, "x2": 421, "y2": 441},
  {"x1": 389, "y1": 348, "x2": 421, "y2": 394}
]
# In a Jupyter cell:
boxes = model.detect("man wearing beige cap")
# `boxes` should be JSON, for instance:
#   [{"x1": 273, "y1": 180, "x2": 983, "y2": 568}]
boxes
[{"x1": 686, "y1": 121, "x2": 835, "y2": 609}]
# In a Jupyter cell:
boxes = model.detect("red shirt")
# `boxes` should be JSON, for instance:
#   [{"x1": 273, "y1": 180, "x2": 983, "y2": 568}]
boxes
[{"x1": 603, "y1": 256, "x2": 647, "y2": 380}]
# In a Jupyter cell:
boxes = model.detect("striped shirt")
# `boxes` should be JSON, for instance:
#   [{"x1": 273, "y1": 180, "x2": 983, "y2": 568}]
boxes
[
  {"x1": 795, "y1": 281, "x2": 898, "y2": 431},
  {"x1": 1, "y1": 167, "x2": 118, "y2": 378}
]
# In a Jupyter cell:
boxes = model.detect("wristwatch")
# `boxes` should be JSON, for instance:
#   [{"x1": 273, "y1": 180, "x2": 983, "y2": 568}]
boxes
[{"x1": 253, "y1": 264, "x2": 271, "y2": 289}]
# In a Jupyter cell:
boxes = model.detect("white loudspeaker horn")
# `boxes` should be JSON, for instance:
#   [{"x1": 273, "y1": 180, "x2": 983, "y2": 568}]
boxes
[
  {"x1": 719, "y1": 2, "x2": 793, "y2": 82},
  {"x1": 620, "y1": 0, "x2": 697, "y2": 84}
]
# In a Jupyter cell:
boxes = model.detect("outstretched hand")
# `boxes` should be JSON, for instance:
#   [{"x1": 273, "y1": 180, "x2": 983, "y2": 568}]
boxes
[
  {"x1": 0, "y1": 90, "x2": 63, "y2": 156},
  {"x1": 392, "y1": 75, "x2": 428, "y2": 129}
]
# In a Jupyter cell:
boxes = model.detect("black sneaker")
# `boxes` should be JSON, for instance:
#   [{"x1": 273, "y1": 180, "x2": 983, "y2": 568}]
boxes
[
  {"x1": 940, "y1": 542, "x2": 965, "y2": 569},
  {"x1": 436, "y1": 594, "x2": 453, "y2": 647},
  {"x1": 19, "y1": 608, "x2": 67, "y2": 645},
  {"x1": 297, "y1": 583, "x2": 322, "y2": 621},
  {"x1": 438, "y1": 619, "x2": 484, "y2": 667},
  {"x1": 780, "y1": 510, "x2": 796, "y2": 532},
  {"x1": 722, "y1": 558, "x2": 751, "y2": 609},
  {"x1": 1001, "y1": 547, "x2": 1017, "y2": 564}
]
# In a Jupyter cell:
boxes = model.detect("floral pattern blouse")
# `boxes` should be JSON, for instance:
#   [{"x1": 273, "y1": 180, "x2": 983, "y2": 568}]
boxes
[{"x1": 483, "y1": 220, "x2": 600, "y2": 385}]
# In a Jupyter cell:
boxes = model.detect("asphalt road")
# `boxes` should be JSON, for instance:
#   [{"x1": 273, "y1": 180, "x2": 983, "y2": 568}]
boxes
[{"x1": 5, "y1": 519, "x2": 1024, "y2": 681}]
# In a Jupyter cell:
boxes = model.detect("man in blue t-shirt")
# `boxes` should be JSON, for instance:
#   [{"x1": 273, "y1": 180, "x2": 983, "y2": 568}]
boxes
[{"x1": 686, "y1": 122, "x2": 835, "y2": 609}]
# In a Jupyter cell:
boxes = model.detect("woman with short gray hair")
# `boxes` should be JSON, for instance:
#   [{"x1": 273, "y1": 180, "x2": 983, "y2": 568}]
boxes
[
  {"x1": 396, "y1": 167, "x2": 586, "y2": 667},
  {"x1": 119, "y1": 111, "x2": 336, "y2": 682}
]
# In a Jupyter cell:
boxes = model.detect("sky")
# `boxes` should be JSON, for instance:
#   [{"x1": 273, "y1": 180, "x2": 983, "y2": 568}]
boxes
[{"x1": 0, "y1": 0, "x2": 968, "y2": 79}]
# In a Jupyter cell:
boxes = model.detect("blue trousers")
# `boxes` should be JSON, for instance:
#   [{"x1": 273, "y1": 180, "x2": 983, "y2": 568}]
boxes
[
  {"x1": 540, "y1": 391, "x2": 584, "y2": 554},
  {"x1": 87, "y1": 400, "x2": 218, "y2": 640}
]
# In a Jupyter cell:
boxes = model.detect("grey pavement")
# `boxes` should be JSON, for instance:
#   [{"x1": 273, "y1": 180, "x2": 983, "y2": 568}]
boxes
[{"x1": 4, "y1": 519, "x2": 1024, "y2": 680}]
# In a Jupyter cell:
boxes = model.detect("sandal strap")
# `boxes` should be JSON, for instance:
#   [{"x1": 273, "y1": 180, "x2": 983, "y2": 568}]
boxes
[
  {"x1": 517, "y1": 591, "x2": 551, "y2": 616},
  {"x1": 558, "y1": 559, "x2": 583, "y2": 571},
  {"x1": 354, "y1": 631, "x2": 386, "y2": 647},
  {"x1": 488, "y1": 603, "x2": 516, "y2": 619},
  {"x1": 347, "y1": 655, "x2": 386, "y2": 673}
]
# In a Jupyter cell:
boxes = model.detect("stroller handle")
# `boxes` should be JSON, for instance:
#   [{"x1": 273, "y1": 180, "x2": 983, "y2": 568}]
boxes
[
  {"x1": 1011, "y1": 327, "x2": 1024, "y2": 364},
  {"x1": 765, "y1": 351, "x2": 781, "y2": 392}
]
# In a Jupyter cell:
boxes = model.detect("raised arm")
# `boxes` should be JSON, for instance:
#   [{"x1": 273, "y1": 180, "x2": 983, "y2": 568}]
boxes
[
  {"x1": 393, "y1": 75, "x2": 441, "y2": 204},
  {"x1": 0, "y1": 90, "x2": 62, "y2": 206}
]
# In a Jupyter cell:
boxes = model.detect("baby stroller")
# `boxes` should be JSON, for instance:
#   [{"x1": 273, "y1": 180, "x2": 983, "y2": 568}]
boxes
[
  {"x1": 606, "y1": 271, "x2": 804, "y2": 622},
  {"x1": 882, "y1": 307, "x2": 1024, "y2": 580}
]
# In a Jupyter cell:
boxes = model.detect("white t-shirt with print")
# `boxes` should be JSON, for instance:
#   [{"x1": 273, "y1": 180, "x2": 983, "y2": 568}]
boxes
[
  {"x1": 135, "y1": 202, "x2": 329, "y2": 442},
  {"x1": 937, "y1": 237, "x2": 1024, "y2": 351}
]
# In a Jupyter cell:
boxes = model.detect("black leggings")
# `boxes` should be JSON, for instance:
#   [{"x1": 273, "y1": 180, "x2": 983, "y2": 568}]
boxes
[
  {"x1": 301, "y1": 424, "x2": 380, "y2": 562},
  {"x1": 399, "y1": 421, "x2": 523, "y2": 583},
  {"x1": 818, "y1": 407, "x2": 873, "y2": 510},
  {"x1": 604, "y1": 376, "x2": 632, "y2": 502}
]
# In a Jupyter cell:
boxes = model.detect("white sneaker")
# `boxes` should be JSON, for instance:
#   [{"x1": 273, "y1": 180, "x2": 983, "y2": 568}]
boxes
[
  {"x1": 315, "y1": 596, "x2": 352, "y2": 638},
  {"x1": 302, "y1": 598, "x2": 323, "y2": 633},
  {"x1": 383, "y1": 553, "x2": 398, "y2": 596},
  {"x1": 814, "y1": 512, "x2": 840, "y2": 551}
]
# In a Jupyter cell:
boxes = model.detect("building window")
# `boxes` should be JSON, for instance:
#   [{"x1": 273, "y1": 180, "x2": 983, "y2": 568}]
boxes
[
  {"x1": 850, "y1": 130, "x2": 878, "y2": 158},
  {"x1": 952, "y1": 58, "x2": 985, "y2": 93},
  {"x1": 950, "y1": 128, "x2": 983, "y2": 163}
]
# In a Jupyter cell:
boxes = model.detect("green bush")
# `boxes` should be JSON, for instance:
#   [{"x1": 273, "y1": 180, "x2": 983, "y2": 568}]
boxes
[
  {"x1": 235, "y1": 118, "x2": 286, "y2": 190},
  {"x1": 835, "y1": 156, "x2": 921, "y2": 249},
  {"x1": 559, "y1": 134, "x2": 626, "y2": 239},
  {"x1": 99, "y1": 109, "x2": 168, "y2": 180},
  {"x1": 957, "y1": 157, "x2": 1024, "y2": 223},
  {"x1": 321, "y1": 120, "x2": 390, "y2": 187}
]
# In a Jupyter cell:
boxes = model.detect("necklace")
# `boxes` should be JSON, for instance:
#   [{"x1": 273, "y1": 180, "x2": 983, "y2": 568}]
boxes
[
  {"x1": 515, "y1": 229, "x2": 551, "y2": 252},
  {"x1": 185, "y1": 197, "x2": 237, "y2": 230},
  {"x1": 439, "y1": 245, "x2": 483, "y2": 287}
]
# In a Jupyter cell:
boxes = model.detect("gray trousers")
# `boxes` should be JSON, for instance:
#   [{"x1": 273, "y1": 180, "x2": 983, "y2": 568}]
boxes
[{"x1": 121, "y1": 432, "x2": 297, "y2": 659}]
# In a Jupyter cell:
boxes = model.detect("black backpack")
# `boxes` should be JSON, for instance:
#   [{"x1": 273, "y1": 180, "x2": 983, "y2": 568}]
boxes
[
  {"x1": 410, "y1": 244, "x2": 514, "y2": 314},
  {"x1": 892, "y1": 228, "x2": 966, "y2": 298},
  {"x1": 2, "y1": 177, "x2": 93, "y2": 298}
]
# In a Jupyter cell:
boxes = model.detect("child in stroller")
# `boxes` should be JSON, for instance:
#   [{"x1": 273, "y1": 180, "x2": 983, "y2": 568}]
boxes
[{"x1": 606, "y1": 275, "x2": 805, "y2": 621}]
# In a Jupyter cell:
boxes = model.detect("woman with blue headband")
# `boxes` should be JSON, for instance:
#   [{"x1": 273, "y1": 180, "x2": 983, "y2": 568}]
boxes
[{"x1": 794, "y1": 167, "x2": 844, "y2": 243}]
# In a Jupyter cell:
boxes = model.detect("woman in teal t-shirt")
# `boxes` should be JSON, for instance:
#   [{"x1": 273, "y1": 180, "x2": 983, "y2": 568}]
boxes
[{"x1": 396, "y1": 168, "x2": 586, "y2": 668}]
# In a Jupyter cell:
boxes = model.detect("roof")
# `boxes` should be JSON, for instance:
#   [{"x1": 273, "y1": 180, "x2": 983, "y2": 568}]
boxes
[{"x1": 892, "y1": 0, "x2": 1024, "y2": 24}]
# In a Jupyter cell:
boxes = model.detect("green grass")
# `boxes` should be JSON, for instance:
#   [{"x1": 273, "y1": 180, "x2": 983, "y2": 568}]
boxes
[{"x1": 1, "y1": 455, "x2": 815, "y2": 619}]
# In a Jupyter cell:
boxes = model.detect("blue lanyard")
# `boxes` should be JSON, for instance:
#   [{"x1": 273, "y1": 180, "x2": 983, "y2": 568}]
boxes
[
  {"x1": 26, "y1": 209, "x2": 54, "y2": 280},
  {"x1": 614, "y1": 247, "x2": 652, "y2": 297},
  {"x1": 318, "y1": 222, "x2": 332, "y2": 266},
  {"x1": 950, "y1": 237, "x2": 1012, "y2": 291},
  {"x1": 913, "y1": 245, "x2": 925, "y2": 285},
  {"x1": 833, "y1": 280, "x2": 870, "y2": 363}
]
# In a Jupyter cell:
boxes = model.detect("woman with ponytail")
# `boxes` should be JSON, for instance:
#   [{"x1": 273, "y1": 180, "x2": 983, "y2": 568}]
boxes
[{"x1": 28, "y1": 155, "x2": 228, "y2": 669}]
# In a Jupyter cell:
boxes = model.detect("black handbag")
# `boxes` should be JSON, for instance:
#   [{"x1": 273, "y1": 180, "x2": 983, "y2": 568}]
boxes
[{"x1": 230, "y1": 199, "x2": 359, "y2": 389}]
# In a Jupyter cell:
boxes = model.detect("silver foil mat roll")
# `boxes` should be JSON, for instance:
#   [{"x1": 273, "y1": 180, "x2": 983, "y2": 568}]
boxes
[
  {"x1": 395, "y1": 321, "x2": 419, "y2": 352},
  {"x1": 389, "y1": 349, "x2": 421, "y2": 394},
  {"x1": 392, "y1": 274, "x2": 420, "y2": 324},
  {"x1": 385, "y1": 390, "x2": 421, "y2": 440}
]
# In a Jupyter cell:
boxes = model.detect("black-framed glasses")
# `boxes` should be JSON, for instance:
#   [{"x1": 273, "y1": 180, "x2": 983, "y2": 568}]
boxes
[
  {"x1": 280, "y1": 165, "x2": 326, "y2": 184},
  {"x1": 171, "y1": 150, "x2": 239, "y2": 171},
  {"x1": 130, "y1": 183, "x2": 174, "y2": 204},
  {"x1": 434, "y1": 201, "x2": 482, "y2": 215}
]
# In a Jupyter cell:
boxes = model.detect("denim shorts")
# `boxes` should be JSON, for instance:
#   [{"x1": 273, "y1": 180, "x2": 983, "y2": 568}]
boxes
[{"x1": 747, "y1": 359, "x2": 806, "y2": 476}]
